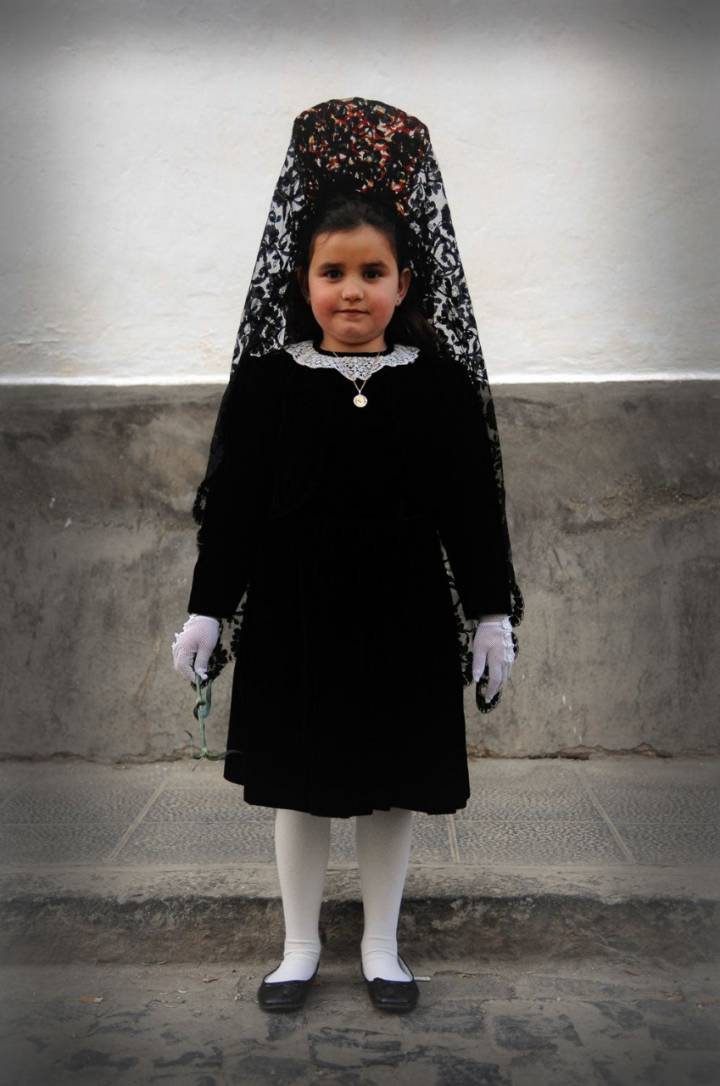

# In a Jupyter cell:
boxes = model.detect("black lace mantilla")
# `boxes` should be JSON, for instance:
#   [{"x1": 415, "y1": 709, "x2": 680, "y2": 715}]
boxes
[{"x1": 191, "y1": 97, "x2": 524, "y2": 712}]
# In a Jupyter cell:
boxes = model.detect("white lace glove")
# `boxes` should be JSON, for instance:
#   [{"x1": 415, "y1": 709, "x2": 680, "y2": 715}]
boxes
[
  {"x1": 472, "y1": 614, "x2": 515, "y2": 702},
  {"x1": 171, "y1": 613, "x2": 220, "y2": 682}
]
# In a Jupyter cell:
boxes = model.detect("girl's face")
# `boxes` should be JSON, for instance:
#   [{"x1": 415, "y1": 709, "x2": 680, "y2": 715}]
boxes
[{"x1": 298, "y1": 224, "x2": 411, "y2": 352}]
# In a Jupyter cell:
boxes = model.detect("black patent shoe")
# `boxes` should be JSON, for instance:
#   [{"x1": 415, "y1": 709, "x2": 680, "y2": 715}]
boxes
[
  {"x1": 257, "y1": 961, "x2": 319, "y2": 1012},
  {"x1": 361, "y1": 953, "x2": 419, "y2": 1013}
]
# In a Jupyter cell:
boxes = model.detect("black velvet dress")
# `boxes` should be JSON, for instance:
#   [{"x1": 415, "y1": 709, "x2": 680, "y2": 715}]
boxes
[{"x1": 187, "y1": 341, "x2": 512, "y2": 818}]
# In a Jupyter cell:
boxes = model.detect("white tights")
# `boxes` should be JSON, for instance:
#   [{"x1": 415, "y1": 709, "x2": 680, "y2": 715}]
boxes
[{"x1": 263, "y1": 806, "x2": 414, "y2": 983}]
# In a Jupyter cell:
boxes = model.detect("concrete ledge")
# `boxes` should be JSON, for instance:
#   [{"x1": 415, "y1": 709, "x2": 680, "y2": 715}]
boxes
[
  {"x1": 2, "y1": 759, "x2": 717, "y2": 964},
  {"x1": 2, "y1": 863, "x2": 718, "y2": 965}
]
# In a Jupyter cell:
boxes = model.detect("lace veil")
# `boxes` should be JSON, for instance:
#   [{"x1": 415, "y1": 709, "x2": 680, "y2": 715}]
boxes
[{"x1": 191, "y1": 97, "x2": 524, "y2": 709}]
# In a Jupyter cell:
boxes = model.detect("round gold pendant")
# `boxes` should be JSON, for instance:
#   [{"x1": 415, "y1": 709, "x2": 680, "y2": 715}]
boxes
[{"x1": 353, "y1": 393, "x2": 368, "y2": 408}]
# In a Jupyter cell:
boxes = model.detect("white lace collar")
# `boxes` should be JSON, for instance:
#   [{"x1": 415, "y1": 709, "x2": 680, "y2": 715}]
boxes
[{"x1": 284, "y1": 340, "x2": 419, "y2": 381}]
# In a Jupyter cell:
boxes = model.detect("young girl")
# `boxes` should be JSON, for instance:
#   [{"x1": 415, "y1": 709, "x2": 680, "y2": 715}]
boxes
[{"x1": 172, "y1": 99, "x2": 523, "y2": 1014}]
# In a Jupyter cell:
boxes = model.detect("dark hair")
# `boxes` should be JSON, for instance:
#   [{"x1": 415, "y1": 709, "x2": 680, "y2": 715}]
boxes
[{"x1": 283, "y1": 191, "x2": 439, "y2": 354}]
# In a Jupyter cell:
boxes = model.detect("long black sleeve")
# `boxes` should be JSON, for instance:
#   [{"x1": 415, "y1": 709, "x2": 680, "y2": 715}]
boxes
[
  {"x1": 187, "y1": 354, "x2": 276, "y2": 619},
  {"x1": 434, "y1": 361, "x2": 513, "y2": 619}
]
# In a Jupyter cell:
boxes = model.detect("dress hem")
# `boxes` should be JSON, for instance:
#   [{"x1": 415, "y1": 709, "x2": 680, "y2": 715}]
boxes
[{"x1": 222, "y1": 770, "x2": 469, "y2": 818}]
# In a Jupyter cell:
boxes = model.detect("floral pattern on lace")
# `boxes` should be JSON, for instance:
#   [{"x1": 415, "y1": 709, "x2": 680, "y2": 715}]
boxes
[{"x1": 284, "y1": 340, "x2": 419, "y2": 379}]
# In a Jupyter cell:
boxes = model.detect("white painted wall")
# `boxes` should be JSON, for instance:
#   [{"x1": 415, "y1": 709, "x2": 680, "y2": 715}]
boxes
[{"x1": 1, "y1": 0, "x2": 718, "y2": 383}]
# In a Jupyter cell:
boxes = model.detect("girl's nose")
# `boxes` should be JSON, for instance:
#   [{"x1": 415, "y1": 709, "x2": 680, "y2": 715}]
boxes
[{"x1": 342, "y1": 278, "x2": 364, "y2": 299}]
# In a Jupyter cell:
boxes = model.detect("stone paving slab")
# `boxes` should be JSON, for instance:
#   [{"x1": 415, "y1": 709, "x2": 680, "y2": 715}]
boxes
[{"x1": 1, "y1": 757, "x2": 718, "y2": 867}]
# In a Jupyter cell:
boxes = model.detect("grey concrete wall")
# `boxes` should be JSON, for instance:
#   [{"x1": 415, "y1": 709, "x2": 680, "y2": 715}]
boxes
[{"x1": 1, "y1": 380, "x2": 717, "y2": 761}]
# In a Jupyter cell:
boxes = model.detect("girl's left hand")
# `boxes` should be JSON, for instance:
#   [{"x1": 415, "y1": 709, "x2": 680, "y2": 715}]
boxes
[
  {"x1": 171, "y1": 613, "x2": 221, "y2": 683},
  {"x1": 472, "y1": 615, "x2": 515, "y2": 701}
]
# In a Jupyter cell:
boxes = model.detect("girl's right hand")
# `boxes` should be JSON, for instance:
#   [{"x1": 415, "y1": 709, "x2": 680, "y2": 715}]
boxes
[{"x1": 171, "y1": 613, "x2": 221, "y2": 682}]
